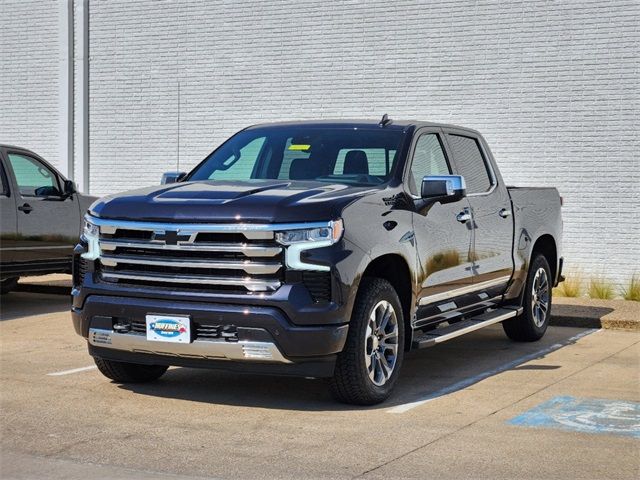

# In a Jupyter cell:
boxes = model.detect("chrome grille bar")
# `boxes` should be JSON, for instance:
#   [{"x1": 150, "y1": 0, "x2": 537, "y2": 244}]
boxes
[
  {"x1": 100, "y1": 255, "x2": 282, "y2": 275},
  {"x1": 99, "y1": 239, "x2": 282, "y2": 257},
  {"x1": 100, "y1": 272, "x2": 281, "y2": 292}
]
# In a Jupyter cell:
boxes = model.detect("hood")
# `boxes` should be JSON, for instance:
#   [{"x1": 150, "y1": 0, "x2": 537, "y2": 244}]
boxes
[{"x1": 89, "y1": 180, "x2": 378, "y2": 223}]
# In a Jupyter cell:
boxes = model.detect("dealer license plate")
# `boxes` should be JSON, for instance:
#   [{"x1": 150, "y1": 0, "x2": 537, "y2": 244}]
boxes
[{"x1": 146, "y1": 315, "x2": 191, "y2": 343}]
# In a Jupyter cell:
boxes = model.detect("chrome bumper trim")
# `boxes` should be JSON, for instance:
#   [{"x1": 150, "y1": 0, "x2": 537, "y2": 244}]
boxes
[{"x1": 88, "y1": 328, "x2": 291, "y2": 363}]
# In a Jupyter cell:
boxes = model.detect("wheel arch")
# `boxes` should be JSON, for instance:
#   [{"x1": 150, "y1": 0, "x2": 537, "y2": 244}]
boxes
[
  {"x1": 531, "y1": 234, "x2": 558, "y2": 283},
  {"x1": 361, "y1": 253, "x2": 414, "y2": 351}
]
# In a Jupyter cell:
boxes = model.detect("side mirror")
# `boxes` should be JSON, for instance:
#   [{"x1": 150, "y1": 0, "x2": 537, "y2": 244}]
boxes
[
  {"x1": 161, "y1": 171, "x2": 186, "y2": 185},
  {"x1": 421, "y1": 175, "x2": 466, "y2": 204},
  {"x1": 63, "y1": 179, "x2": 77, "y2": 196}
]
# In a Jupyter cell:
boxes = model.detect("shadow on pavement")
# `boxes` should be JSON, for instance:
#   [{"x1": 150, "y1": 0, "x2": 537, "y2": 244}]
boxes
[
  {"x1": 0, "y1": 291, "x2": 71, "y2": 321},
  {"x1": 117, "y1": 325, "x2": 596, "y2": 411},
  {"x1": 550, "y1": 304, "x2": 614, "y2": 328}
]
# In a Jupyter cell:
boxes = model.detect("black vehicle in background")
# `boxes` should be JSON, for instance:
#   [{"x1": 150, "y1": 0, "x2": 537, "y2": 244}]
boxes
[
  {"x1": 0, "y1": 145, "x2": 96, "y2": 293},
  {"x1": 72, "y1": 118, "x2": 563, "y2": 405}
]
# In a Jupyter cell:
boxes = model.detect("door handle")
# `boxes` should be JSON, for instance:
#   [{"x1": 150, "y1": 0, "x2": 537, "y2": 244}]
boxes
[
  {"x1": 456, "y1": 211, "x2": 471, "y2": 223},
  {"x1": 18, "y1": 203, "x2": 33, "y2": 214},
  {"x1": 499, "y1": 208, "x2": 512, "y2": 218}
]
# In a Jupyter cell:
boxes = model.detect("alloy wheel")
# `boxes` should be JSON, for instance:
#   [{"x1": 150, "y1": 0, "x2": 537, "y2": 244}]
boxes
[{"x1": 364, "y1": 300, "x2": 399, "y2": 386}]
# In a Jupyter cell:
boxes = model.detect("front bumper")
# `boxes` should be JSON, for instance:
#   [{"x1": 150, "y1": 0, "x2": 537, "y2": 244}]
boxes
[{"x1": 72, "y1": 294, "x2": 349, "y2": 377}]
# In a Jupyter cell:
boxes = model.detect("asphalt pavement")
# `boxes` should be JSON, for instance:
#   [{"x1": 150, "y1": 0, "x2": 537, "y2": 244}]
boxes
[{"x1": 1, "y1": 290, "x2": 638, "y2": 479}]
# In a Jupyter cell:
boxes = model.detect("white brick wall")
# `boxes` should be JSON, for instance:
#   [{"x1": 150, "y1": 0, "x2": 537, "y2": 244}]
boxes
[
  {"x1": 2, "y1": 0, "x2": 639, "y2": 289},
  {"x1": 0, "y1": 0, "x2": 61, "y2": 170}
]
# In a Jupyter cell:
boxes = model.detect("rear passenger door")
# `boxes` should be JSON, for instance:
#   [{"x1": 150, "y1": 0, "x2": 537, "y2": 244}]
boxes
[
  {"x1": 444, "y1": 130, "x2": 514, "y2": 295},
  {"x1": 409, "y1": 129, "x2": 475, "y2": 319}
]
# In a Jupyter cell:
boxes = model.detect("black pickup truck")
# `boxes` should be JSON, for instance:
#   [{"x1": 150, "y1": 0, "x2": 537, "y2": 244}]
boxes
[
  {"x1": 72, "y1": 118, "x2": 563, "y2": 405},
  {"x1": 0, "y1": 145, "x2": 95, "y2": 293}
]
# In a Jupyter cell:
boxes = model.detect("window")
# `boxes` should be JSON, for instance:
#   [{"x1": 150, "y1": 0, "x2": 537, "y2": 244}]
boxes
[
  {"x1": 205, "y1": 137, "x2": 266, "y2": 180},
  {"x1": 189, "y1": 127, "x2": 407, "y2": 187},
  {"x1": 0, "y1": 164, "x2": 8, "y2": 196},
  {"x1": 8, "y1": 153, "x2": 61, "y2": 197},
  {"x1": 333, "y1": 149, "x2": 394, "y2": 176},
  {"x1": 408, "y1": 133, "x2": 450, "y2": 194},
  {"x1": 446, "y1": 135, "x2": 492, "y2": 194},
  {"x1": 278, "y1": 137, "x2": 311, "y2": 179}
]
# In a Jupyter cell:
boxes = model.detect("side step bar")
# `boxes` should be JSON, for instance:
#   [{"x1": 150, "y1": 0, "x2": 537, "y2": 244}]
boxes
[{"x1": 412, "y1": 306, "x2": 523, "y2": 349}]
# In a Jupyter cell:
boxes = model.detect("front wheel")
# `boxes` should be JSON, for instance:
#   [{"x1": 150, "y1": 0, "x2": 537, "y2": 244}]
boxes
[
  {"x1": 94, "y1": 357, "x2": 168, "y2": 383},
  {"x1": 329, "y1": 277, "x2": 405, "y2": 405},
  {"x1": 503, "y1": 253, "x2": 552, "y2": 342}
]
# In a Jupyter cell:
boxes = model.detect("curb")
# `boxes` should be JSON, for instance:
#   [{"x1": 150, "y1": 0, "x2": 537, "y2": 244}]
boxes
[{"x1": 550, "y1": 299, "x2": 639, "y2": 331}]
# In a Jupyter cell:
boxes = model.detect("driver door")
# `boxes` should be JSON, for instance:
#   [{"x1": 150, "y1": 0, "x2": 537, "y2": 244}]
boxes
[
  {"x1": 6, "y1": 150, "x2": 80, "y2": 264},
  {"x1": 408, "y1": 129, "x2": 475, "y2": 322}
]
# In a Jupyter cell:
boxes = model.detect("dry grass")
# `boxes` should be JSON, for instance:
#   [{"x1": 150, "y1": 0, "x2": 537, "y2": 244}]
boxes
[
  {"x1": 621, "y1": 275, "x2": 640, "y2": 302},
  {"x1": 553, "y1": 273, "x2": 582, "y2": 298},
  {"x1": 589, "y1": 276, "x2": 615, "y2": 300}
]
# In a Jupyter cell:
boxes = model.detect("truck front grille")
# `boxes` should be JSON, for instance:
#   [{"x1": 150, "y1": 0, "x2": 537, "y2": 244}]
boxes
[{"x1": 95, "y1": 221, "x2": 284, "y2": 293}]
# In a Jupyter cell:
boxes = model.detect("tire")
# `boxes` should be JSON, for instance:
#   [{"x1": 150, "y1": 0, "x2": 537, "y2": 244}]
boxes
[
  {"x1": 0, "y1": 277, "x2": 19, "y2": 295},
  {"x1": 94, "y1": 356, "x2": 168, "y2": 383},
  {"x1": 330, "y1": 277, "x2": 405, "y2": 405},
  {"x1": 502, "y1": 254, "x2": 552, "y2": 342}
]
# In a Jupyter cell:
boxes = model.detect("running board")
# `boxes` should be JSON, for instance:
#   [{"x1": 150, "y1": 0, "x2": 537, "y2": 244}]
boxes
[{"x1": 412, "y1": 306, "x2": 523, "y2": 349}]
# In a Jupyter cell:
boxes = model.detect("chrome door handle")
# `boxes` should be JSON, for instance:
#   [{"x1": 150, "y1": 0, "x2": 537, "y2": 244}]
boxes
[
  {"x1": 499, "y1": 208, "x2": 511, "y2": 218},
  {"x1": 456, "y1": 212, "x2": 471, "y2": 223}
]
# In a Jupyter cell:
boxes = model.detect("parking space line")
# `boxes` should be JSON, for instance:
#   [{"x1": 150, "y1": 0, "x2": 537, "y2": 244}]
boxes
[
  {"x1": 47, "y1": 365, "x2": 97, "y2": 376},
  {"x1": 387, "y1": 329, "x2": 598, "y2": 414}
]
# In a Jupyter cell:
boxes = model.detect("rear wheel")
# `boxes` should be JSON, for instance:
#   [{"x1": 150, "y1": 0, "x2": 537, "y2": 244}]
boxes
[
  {"x1": 94, "y1": 357, "x2": 168, "y2": 383},
  {"x1": 0, "y1": 277, "x2": 19, "y2": 295},
  {"x1": 503, "y1": 254, "x2": 552, "y2": 342},
  {"x1": 329, "y1": 277, "x2": 404, "y2": 405}
]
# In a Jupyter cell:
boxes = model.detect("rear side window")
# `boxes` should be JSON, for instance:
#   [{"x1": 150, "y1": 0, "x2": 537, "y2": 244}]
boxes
[{"x1": 446, "y1": 135, "x2": 493, "y2": 194}]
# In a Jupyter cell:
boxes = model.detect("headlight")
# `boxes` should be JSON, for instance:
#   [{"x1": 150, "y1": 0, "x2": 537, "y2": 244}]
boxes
[
  {"x1": 81, "y1": 218, "x2": 101, "y2": 260},
  {"x1": 276, "y1": 219, "x2": 343, "y2": 271}
]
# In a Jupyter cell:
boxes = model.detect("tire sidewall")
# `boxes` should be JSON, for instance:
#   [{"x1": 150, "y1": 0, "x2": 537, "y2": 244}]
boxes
[
  {"x1": 350, "y1": 279, "x2": 405, "y2": 400},
  {"x1": 523, "y1": 255, "x2": 552, "y2": 337}
]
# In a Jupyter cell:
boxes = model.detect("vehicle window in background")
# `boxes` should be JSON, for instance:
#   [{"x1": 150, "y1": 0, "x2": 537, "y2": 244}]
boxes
[
  {"x1": 189, "y1": 127, "x2": 407, "y2": 186},
  {"x1": 446, "y1": 134, "x2": 493, "y2": 193},
  {"x1": 8, "y1": 153, "x2": 61, "y2": 197},
  {"x1": 408, "y1": 134, "x2": 450, "y2": 195},
  {"x1": 0, "y1": 164, "x2": 7, "y2": 195}
]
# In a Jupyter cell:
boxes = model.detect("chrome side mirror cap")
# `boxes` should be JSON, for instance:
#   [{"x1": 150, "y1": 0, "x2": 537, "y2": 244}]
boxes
[
  {"x1": 161, "y1": 171, "x2": 186, "y2": 185},
  {"x1": 421, "y1": 175, "x2": 466, "y2": 203}
]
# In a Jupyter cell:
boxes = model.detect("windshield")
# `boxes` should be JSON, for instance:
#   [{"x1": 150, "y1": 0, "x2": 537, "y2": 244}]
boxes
[{"x1": 188, "y1": 126, "x2": 407, "y2": 186}]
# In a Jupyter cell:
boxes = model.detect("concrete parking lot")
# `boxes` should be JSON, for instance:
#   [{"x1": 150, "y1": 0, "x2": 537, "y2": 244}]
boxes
[{"x1": 1, "y1": 290, "x2": 639, "y2": 480}]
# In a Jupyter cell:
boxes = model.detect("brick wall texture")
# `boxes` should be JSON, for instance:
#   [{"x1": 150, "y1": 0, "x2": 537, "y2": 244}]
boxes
[
  {"x1": 1, "y1": 0, "x2": 61, "y2": 169},
  {"x1": 2, "y1": 0, "x2": 639, "y2": 288}
]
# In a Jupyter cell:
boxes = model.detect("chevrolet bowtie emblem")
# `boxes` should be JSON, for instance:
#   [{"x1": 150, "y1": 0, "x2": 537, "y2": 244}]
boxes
[{"x1": 152, "y1": 230, "x2": 191, "y2": 245}]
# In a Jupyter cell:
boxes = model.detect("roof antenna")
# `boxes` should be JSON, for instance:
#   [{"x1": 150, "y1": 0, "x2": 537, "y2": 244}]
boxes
[{"x1": 379, "y1": 113, "x2": 392, "y2": 127}]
